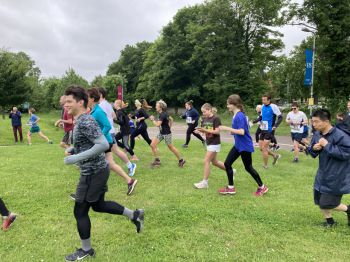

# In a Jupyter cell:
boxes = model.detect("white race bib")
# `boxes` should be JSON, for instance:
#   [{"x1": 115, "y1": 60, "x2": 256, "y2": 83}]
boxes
[
  {"x1": 186, "y1": 117, "x2": 192, "y2": 124},
  {"x1": 260, "y1": 121, "x2": 268, "y2": 131}
]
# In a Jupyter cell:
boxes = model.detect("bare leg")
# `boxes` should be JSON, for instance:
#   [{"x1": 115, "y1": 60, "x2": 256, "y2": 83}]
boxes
[
  {"x1": 167, "y1": 144, "x2": 181, "y2": 160},
  {"x1": 151, "y1": 138, "x2": 160, "y2": 158},
  {"x1": 211, "y1": 154, "x2": 226, "y2": 170},
  {"x1": 38, "y1": 131, "x2": 50, "y2": 142},
  {"x1": 27, "y1": 131, "x2": 32, "y2": 145},
  {"x1": 106, "y1": 152, "x2": 131, "y2": 184},
  {"x1": 203, "y1": 152, "x2": 216, "y2": 180}
]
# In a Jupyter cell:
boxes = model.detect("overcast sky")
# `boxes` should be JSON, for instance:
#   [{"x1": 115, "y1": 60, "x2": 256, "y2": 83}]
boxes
[{"x1": 0, "y1": 0, "x2": 307, "y2": 82}]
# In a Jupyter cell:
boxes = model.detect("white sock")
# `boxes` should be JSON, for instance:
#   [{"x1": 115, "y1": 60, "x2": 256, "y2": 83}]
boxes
[{"x1": 228, "y1": 185, "x2": 234, "y2": 189}]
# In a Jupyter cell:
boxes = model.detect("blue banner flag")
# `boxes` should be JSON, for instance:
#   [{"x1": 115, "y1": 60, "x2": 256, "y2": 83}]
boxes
[{"x1": 304, "y1": 49, "x2": 313, "y2": 86}]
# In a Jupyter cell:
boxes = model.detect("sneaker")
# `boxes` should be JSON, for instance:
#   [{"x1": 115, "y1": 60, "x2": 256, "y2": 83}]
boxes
[
  {"x1": 2, "y1": 214, "x2": 16, "y2": 231},
  {"x1": 151, "y1": 159, "x2": 161, "y2": 168},
  {"x1": 275, "y1": 145, "x2": 280, "y2": 151},
  {"x1": 218, "y1": 186, "x2": 236, "y2": 195},
  {"x1": 70, "y1": 194, "x2": 76, "y2": 201},
  {"x1": 65, "y1": 248, "x2": 95, "y2": 261},
  {"x1": 130, "y1": 155, "x2": 139, "y2": 161},
  {"x1": 255, "y1": 185, "x2": 268, "y2": 196},
  {"x1": 272, "y1": 154, "x2": 281, "y2": 165},
  {"x1": 193, "y1": 181, "x2": 208, "y2": 189},
  {"x1": 293, "y1": 158, "x2": 299, "y2": 163},
  {"x1": 48, "y1": 140, "x2": 53, "y2": 144},
  {"x1": 178, "y1": 159, "x2": 186, "y2": 167},
  {"x1": 322, "y1": 222, "x2": 337, "y2": 228},
  {"x1": 131, "y1": 209, "x2": 144, "y2": 233},
  {"x1": 128, "y1": 163, "x2": 137, "y2": 177},
  {"x1": 127, "y1": 179, "x2": 138, "y2": 195},
  {"x1": 182, "y1": 144, "x2": 188, "y2": 148}
]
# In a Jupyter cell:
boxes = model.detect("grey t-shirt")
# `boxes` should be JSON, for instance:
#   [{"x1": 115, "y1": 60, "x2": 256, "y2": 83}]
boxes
[{"x1": 73, "y1": 113, "x2": 107, "y2": 175}]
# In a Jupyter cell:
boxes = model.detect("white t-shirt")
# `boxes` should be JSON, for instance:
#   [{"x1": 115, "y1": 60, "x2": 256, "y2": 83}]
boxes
[
  {"x1": 286, "y1": 111, "x2": 307, "y2": 133},
  {"x1": 99, "y1": 99, "x2": 116, "y2": 134}
]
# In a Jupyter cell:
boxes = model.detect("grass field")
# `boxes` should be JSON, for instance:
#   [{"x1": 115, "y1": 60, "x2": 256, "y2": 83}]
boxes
[{"x1": 1, "y1": 112, "x2": 350, "y2": 262}]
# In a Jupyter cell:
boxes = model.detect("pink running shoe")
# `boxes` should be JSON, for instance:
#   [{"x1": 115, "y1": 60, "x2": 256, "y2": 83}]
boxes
[
  {"x1": 2, "y1": 214, "x2": 16, "y2": 231},
  {"x1": 255, "y1": 185, "x2": 269, "y2": 196},
  {"x1": 218, "y1": 186, "x2": 236, "y2": 195}
]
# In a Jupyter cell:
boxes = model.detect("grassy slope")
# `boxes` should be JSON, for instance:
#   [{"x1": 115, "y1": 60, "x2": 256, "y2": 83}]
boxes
[{"x1": 1, "y1": 112, "x2": 350, "y2": 262}]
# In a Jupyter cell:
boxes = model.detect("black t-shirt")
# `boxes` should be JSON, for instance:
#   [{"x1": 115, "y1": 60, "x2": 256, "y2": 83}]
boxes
[
  {"x1": 201, "y1": 116, "x2": 221, "y2": 145},
  {"x1": 134, "y1": 108, "x2": 149, "y2": 127},
  {"x1": 159, "y1": 112, "x2": 171, "y2": 135}
]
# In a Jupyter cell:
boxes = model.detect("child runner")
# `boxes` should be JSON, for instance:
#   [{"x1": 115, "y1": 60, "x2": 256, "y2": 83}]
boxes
[
  {"x1": 97, "y1": 87, "x2": 137, "y2": 177},
  {"x1": 114, "y1": 99, "x2": 138, "y2": 161},
  {"x1": 130, "y1": 99, "x2": 152, "y2": 150},
  {"x1": 64, "y1": 86, "x2": 144, "y2": 261},
  {"x1": 149, "y1": 100, "x2": 186, "y2": 168},
  {"x1": 181, "y1": 100, "x2": 205, "y2": 148},
  {"x1": 286, "y1": 102, "x2": 308, "y2": 163},
  {"x1": 218, "y1": 95, "x2": 268, "y2": 196},
  {"x1": 0, "y1": 198, "x2": 16, "y2": 231},
  {"x1": 193, "y1": 103, "x2": 226, "y2": 189},
  {"x1": 27, "y1": 108, "x2": 52, "y2": 145},
  {"x1": 56, "y1": 96, "x2": 74, "y2": 149},
  {"x1": 87, "y1": 88, "x2": 137, "y2": 195}
]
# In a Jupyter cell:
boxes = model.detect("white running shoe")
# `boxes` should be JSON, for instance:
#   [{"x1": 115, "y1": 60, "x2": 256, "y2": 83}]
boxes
[{"x1": 193, "y1": 180, "x2": 209, "y2": 189}]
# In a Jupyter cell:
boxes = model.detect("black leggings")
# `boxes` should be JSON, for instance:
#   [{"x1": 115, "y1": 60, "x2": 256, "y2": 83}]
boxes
[
  {"x1": 0, "y1": 198, "x2": 10, "y2": 217},
  {"x1": 74, "y1": 193, "x2": 125, "y2": 240},
  {"x1": 115, "y1": 132, "x2": 135, "y2": 156},
  {"x1": 224, "y1": 147, "x2": 263, "y2": 187},
  {"x1": 130, "y1": 126, "x2": 152, "y2": 150},
  {"x1": 185, "y1": 123, "x2": 204, "y2": 145},
  {"x1": 271, "y1": 130, "x2": 277, "y2": 145},
  {"x1": 255, "y1": 127, "x2": 262, "y2": 143}
]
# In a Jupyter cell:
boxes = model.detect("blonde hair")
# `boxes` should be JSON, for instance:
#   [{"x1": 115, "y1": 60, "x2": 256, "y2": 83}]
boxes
[
  {"x1": 156, "y1": 99, "x2": 167, "y2": 111},
  {"x1": 135, "y1": 99, "x2": 142, "y2": 108},
  {"x1": 201, "y1": 103, "x2": 217, "y2": 115},
  {"x1": 114, "y1": 99, "x2": 123, "y2": 108}
]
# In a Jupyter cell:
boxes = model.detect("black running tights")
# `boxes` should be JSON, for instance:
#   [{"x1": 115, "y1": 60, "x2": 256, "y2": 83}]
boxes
[
  {"x1": 0, "y1": 198, "x2": 9, "y2": 217},
  {"x1": 185, "y1": 124, "x2": 204, "y2": 145}
]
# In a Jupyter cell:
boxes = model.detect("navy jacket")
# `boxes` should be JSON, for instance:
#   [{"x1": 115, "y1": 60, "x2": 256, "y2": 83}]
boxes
[
  {"x1": 308, "y1": 127, "x2": 350, "y2": 195},
  {"x1": 9, "y1": 111, "x2": 22, "y2": 126},
  {"x1": 182, "y1": 108, "x2": 200, "y2": 125}
]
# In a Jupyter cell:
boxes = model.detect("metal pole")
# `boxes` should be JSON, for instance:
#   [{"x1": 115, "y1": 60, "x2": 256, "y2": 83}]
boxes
[{"x1": 310, "y1": 34, "x2": 316, "y2": 116}]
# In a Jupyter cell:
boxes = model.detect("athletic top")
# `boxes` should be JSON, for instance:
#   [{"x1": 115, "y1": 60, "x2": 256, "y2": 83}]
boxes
[
  {"x1": 72, "y1": 113, "x2": 107, "y2": 175},
  {"x1": 232, "y1": 111, "x2": 254, "y2": 153},
  {"x1": 286, "y1": 111, "x2": 307, "y2": 134},
  {"x1": 29, "y1": 114, "x2": 39, "y2": 127},
  {"x1": 261, "y1": 104, "x2": 281, "y2": 132},
  {"x1": 132, "y1": 108, "x2": 149, "y2": 128},
  {"x1": 90, "y1": 104, "x2": 112, "y2": 144},
  {"x1": 159, "y1": 112, "x2": 171, "y2": 135},
  {"x1": 201, "y1": 116, "x2": 221, "y2": 145},
  {"x1": 99, "y1": 99, "x2": 116, "y2": 134},
  {"x1": 182, "y1": 107, "x2": 200, "y2": 125},
  {"x1": 63, "y1": 109, "x2": 74, "y2": 132},
  {"x1": 115, "y1": 109, "x2": 131, "y2": 135}
]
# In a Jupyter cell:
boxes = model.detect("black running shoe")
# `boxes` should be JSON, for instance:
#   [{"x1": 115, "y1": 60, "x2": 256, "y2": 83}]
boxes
[
  {"x1": 65, "y1": 248, "x2": 95, "y2": 261},
  {"x1": 127, "y1": 179, "x2": 138, "y2": 196},
  {"x1": 131, "y1": 209, "x2": 144, "y2": 233},
  {"x1": 178, "y1": 159, "x2": 186, "y2": 167}
]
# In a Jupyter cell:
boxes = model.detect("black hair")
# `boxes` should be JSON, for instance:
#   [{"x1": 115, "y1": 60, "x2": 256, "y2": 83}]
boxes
[
  {"x1": 65, "y1": 86, "x2": 88, "y2": 108},
  {"x1": 87, "y1": 88, "x2": 101, "y2": 102},
  {"x1": 312, "y1": 109, "x2": 331, "y2": 121},
  {"x1": 97, "y1": 87, "x2": 107, "y2": 99}
]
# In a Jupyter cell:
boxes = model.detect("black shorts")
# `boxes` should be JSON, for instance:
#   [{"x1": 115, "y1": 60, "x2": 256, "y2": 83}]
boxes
[
  {"x1": 62, "y1": 130, "x2": 73, "y2": 145},
  {"x1": 105, "y1": 143, "x2": 113, "y2": 153},
  {"x1": 75, "y1": 166, "x2": 110, "y2": 203},
  {"x1": 314, "y1": 189, "x2": 342, "y2": 209},
  {"x1": 259, "y1": 131, "x2": 274, "y2": 141},
  {"x1": 291, "y1": 133, "x2": 303, "y2": 142}
]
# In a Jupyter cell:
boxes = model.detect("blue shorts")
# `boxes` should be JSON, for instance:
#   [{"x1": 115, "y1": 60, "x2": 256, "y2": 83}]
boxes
[{"x1": 291, "y1": 133, "x2": 303, "y2": 142}]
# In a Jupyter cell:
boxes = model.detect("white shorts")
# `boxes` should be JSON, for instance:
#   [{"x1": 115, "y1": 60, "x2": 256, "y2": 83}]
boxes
[{"x1": 206, "y1": 144, "x2": 221, "y2": 153}]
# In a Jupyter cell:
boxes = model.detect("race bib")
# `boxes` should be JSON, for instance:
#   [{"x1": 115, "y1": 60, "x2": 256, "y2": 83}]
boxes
[
  {"x1": 260, "y1": 121, "x2": 268, "y2": 131},
  {"x1": 186, "y1": 117, "x2": 192, "y2": 124}
]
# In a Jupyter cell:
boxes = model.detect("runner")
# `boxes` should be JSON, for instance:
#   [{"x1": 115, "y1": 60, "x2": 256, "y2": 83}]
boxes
[
  {"x1": 97, "y1": 87, "x2": 137, "y2": 177},
  {"x1": 0, "y1": 198, "x2": 16, "y2": 231},
  {"x1": 286, "y1": 102, "x2": 308, "y2": 162},
  {"x1": 130, "y1": 99, "x2": 152, "y2": 150},
  {"x1": 308, "y1": 108, "x2": 350, "y2": 227},
  {"x1": 63, "y1": 86, "x2": 144, "y2": 261},
  {"x1": 149, "y1": 100, "x2": 186, "y2": 168},
  {"x1": 251, "y1": 104, "x2": 262, "y2": 145},
  {"x1": 218, "y1": 95, "x2": 268, "y2": 196},
  {"x1": 181, "y1": 100, "x2": 205, "y2": 148},
  {"x1": 9, "y1": 106, "x2": 23, "y2": 143},
  {"x1": 193, "y1": 103, "x2": 225, "y2": 189},
  {"x1": 87, "y1": 88, "x2": 137, "y2": 195},
  {"x1": 114, "y1": 99, "x2": 138, "y2": 161},
  {"x1": 259, "y1": 95, "x2": 282, "y2": 168},
  {"x1": 27, "y1": 108, "x2": 52, "y2": 145},
  {"x1": 55, "y1": 96, "x2": 74, "y2": 149}
]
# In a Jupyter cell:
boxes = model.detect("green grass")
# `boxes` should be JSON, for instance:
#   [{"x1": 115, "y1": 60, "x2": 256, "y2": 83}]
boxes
[{"x1": 1, "y1": 112, "x2": 350, "y2": 261}]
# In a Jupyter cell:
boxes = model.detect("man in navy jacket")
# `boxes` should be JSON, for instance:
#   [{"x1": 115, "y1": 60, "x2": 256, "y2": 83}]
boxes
[
  {"x1": 9, "y1": 107, "x2": 23, "y2": 142},
  {"x1": 309, "y1": 109, "x2": 350, "y2": 227}
]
